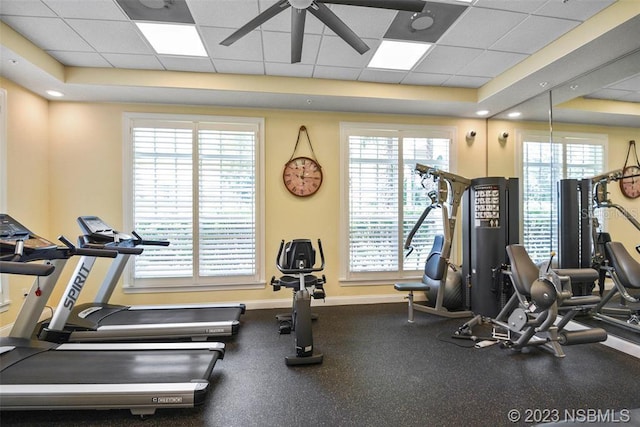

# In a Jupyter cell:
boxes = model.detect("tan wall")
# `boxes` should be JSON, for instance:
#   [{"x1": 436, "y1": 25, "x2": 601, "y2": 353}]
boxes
[
  {"x1": 1, "y1": 77, "x2": 639, "y2": 328},
  {"x1": 0, "y1": 78, "x2": 50, "y2": 328}
]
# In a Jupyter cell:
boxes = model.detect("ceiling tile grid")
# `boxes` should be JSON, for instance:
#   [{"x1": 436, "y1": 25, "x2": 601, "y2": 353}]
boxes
[{"x1": 0, "y1": 0, "x2": 633, "y2": 118}]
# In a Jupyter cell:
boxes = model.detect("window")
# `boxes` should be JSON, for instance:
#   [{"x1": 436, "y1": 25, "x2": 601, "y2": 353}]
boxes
[
  {"x1": 123, "y1": 113, "x2": 264, "y2": 290},
  {"x1": 0, "y1": 89, "x2": 8, "y2": 311},
  {"x1": 340, "y1": 123, "x2": 455, "y2": 283},
  {"x1": 519, "y1": 131, "x2": 606, "y2": 263}
]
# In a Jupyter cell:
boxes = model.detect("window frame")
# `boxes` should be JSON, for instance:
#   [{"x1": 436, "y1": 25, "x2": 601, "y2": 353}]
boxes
[
  {"x1": 122, "y1": 112, "x2": 265, "y2": 293},
  {"x1": 339, "y1": 121, "x2": 457, "y2": 285},
  {"x1": 516, "y1": 129, "x2": 608, "y2": 263}
]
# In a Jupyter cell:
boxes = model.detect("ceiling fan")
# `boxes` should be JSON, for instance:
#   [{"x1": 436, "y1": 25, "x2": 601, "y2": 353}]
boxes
[{"x1": 220, "y1": 0, "x2": 427, "y2": 63}]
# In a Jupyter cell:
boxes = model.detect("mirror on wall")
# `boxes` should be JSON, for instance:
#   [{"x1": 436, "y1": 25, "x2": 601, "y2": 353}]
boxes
[{"x1": 484, "y1": 40, "x2": 639, "y2": 267}]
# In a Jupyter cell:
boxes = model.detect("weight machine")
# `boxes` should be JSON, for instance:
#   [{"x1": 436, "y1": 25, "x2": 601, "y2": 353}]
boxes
[{"x1": 394, "y1": 164, "x2": 472, "y2": 319}]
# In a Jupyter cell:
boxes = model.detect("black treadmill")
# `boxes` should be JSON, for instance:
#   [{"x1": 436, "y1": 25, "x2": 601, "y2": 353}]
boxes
[
  {"x1": 38, "y1": 215, "x2": 245, "y2": 343},
  {"x1": 0, "y1": 214, "x2": 225, "y2": 415}
]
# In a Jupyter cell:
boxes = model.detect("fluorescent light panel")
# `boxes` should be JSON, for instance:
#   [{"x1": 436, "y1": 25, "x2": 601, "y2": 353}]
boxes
[
  {"x1": 136, "y1": 22, "x2": 207, "y2": 56},
  {"x1": 367, "y1": 40, "x2": 431, "y2": 71}
]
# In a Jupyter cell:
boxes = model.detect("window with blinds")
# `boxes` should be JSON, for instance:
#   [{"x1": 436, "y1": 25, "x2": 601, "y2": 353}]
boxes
[
  {"x1": 124, "y1": 114, "x2": 264, "y2": 290},
  {"x1": 340, "y1": 123, "x2": 453, "y2": 282},
  {"x1": 520, "y1": 132, "x2": 606, "y2": 263}
]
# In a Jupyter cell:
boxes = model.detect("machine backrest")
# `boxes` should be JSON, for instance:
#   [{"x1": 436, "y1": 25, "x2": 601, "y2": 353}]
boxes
[
  {"x1": 423, "y1": 234, "x2": 447, "y2": 281},
  {"x1": 281, "y1": 239, "x2": 316, "y2": 270},
  {"x1": 506, "y1": 244, "x2": 539, "y2": 297},
  {"x1": 605, "y1": 241, "x2": 640, "y2": 289}
]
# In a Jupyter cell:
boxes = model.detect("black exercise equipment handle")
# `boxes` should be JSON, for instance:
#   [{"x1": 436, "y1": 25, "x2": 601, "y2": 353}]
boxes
[
  {"x1": 58, "y1": 235, "x2": 118, "y2": 258},
  {"x1": 131, "y1": 231, "x2": 170, "y2": 247},
  {"x1": 0, "y1": 260, "x2": 55, "y2": 276},
  {"x1": 79, "y1": 236, "x2": 144, "y2": 255},
  {"x1": 275, "y1": 239, "x2": 325, "y2": 274}
]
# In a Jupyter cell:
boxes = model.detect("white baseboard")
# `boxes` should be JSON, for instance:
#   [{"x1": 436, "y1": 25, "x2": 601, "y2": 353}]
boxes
[{"x1": 243, "y1": 292, "x2": 424, "y2": 310}]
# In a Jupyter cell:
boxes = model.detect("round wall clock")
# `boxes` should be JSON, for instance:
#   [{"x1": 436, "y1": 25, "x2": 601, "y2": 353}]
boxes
[
  {"x1": 283, "y1": 156, "x2": 323, "y2": 197},
  {"x1": 620, "y1": 165, "x2": 640, "y2": 199}
]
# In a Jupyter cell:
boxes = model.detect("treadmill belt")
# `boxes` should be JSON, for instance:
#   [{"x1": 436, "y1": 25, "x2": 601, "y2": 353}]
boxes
[
  {"x1": 97, "y1": 306, "x2": 243, "y2": 326},
  {"x1": 0, "y1": 349, "x2": 219, "y2": 384}
]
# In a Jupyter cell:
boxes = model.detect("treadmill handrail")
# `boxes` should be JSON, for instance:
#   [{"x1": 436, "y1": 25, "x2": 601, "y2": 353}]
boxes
[{"x1": 0, "y1": 261, "x2": 55, "y2": 276}]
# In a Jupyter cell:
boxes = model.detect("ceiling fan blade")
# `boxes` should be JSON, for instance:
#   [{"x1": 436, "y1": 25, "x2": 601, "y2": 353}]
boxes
[
  {"x1": 291, "y1": 8, "x2": 307, "y2": 63},
  {"x1": 220, "y1": 0, "x2": 291, "y2": 46},
  {"x1": 309, "y1": 2, "x2": 369, "y2": 54},
  {"x1": 319, "y1": 0, "x2": 425, "y2": 12}
]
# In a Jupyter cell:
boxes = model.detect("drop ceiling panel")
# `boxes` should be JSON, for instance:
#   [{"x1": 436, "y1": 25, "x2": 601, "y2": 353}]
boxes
[
  {"x1": 315, "y1": 35, "x2": 376, "y2": 67},
  {"x1": 458, "y1": 50, "x2": 528, "y2": 78},
  {"x1": 265, "y1": 62, "x2": 314, "y2": 78},
  {"x1": 1, "y1": 16, "x2": 94, "y2": 51},
  {"x1": 312, "y1": 65, "x2": 361, "y2": 80},
  {"x1": 158, "y1": 55, "x2": 215, "y2": 72},
  {"x1": 262, "y1": 31, "x2": 321, "y2": 64},
  {"x1": 188, "y1": 0, "x2": 259, "y2": 28},
  {"x1": 438, "y1": 8, "x2": 527, "y2": 50},
  {"x1": 490, "y1": 15, "x2": 580, "y2": 54},
  {"x1": 101, "y1": 53, "x2": 164, "y2": 70},
  {"x1": 358, "y1": 68, "x2": 404, "y2": 84},
  {"x1": 48, "y1": 51, "x2": 112, "y2": 68},
  {"x1": 472, "y1": 0, "x2": 547, "y2": 14},
  {"x1": 443, "y1": 74, "x2": 491, "y2": 88},
  {"x1": 329, "y1": 6, "x2": 395, "y2": 39},
  {"x1": 66, "y1": 19, "x2": 151, "y2": 54},
  {"x1": 212, "y1": 59, "x2": 265, "y2": 75},
  {"x1": 533, "y1": 0, "x2": 616, "y2": 21},
  {"x1": 200, "y1": 26, "x2": 264, "y2": 61},
  {"x1": 0, "y1": 0, "x2": 58, "y2": 17},
  {"x1": 401, "y1": 72, "x2": 450, "y2": 86},
  {"x1": 415, "y1": 45, "x2": 484, "y2": 75},
  {"x1": 43, "y1": 0, "x2": 127, "y2": 20}
]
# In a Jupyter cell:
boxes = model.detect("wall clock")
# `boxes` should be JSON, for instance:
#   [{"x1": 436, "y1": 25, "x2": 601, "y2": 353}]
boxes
[
  {"x1": 620, "y1": 140, "x2": 640, "y2": 199},
  {"x1": 283, "y1": 126, "x2": 323, "y2": 197}
]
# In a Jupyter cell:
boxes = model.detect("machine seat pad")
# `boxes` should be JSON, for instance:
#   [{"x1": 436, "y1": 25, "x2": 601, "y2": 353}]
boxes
[
  {"x1": 554, "y1": 268, "x2": 599, "y2": 283},
  {"x1": 279, "y1": 275, "x2": 318, "y2": 288},
  {"x1": 606, "y1": 242, "x2": 640, "y2": 289},
  {"x1": 394, "y1": 282, "x2": 430, "y2": 292},
  {"x1": 561, "y1": 294, "x2": 601, "y2": 307}
]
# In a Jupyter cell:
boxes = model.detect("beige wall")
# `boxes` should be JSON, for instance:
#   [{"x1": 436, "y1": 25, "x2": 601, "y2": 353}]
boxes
[
  {"x1": 1, "y1": 77, "x2": 639, "y2": 329},
  {"x1": 0, "y1": 78, "x2": 50, "y2": 327}
]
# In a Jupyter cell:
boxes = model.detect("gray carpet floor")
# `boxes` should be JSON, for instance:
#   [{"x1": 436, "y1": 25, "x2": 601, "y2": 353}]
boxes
[{"x1": 2, "y1": 302, "x2": 640, "y2": 426}]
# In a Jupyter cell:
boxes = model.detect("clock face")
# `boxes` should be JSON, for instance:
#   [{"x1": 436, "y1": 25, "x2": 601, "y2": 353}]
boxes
[
  {"x1": 620, "y1": 166, "x2": 640, "y2": 199},
  {"x1": 283, "y1": 156, "x2": 323, "y2": 197}
]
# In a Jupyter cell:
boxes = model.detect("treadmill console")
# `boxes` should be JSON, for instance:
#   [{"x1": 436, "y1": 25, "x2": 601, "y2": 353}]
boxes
[
  {"x1": 0, "y1": 214, "x2": 57, "y2": 251},
  {"x1": 77, "y1": 216, "x2": 132, "y2": 243}
]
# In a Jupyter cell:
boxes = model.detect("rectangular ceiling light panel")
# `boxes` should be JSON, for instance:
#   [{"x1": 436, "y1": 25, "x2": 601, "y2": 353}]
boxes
[
  {"x1": 137, "y1": 22, "x2": 207, "y2": 56},
  {"x1": 367, "y1": 40, "x2": 431, "y2": 71}
]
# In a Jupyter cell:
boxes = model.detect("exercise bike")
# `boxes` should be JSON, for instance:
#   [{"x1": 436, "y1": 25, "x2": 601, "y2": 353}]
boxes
[{"x1": 271, "y1": 239, "x2": 326, "y2": 366}]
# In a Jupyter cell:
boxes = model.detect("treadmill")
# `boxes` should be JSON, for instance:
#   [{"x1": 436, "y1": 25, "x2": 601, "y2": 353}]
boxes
[
  {"x1": 0, "y1": 214, "x2": 225, "y2": 416},
  {"x1": 38, "y1": 215, "x2": 245, "y2": 343}
]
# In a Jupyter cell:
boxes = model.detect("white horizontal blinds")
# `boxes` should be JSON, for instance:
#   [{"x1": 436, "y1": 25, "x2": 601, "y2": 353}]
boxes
[
  {"x1": 402, "y1": 136, "x2": 450, "y2": 271},
  {"x1": 198, "y1": 124, "x2": 256, "y2": 277},
  {"x1": 522, "y1": 140, "x2": 562, "y2": 263},
  {"x1": 522, "y1": 136, "x2": 604, "y2": 263},
  {"x1": 348, "y1": 134, "x2": 399, "y2": 272},
  {"x1": 565, "y1": 141, "x2": 604, "y2": 179},
  {"x1": 132, "y1": 124, "x2": 194, "y2": 278}
]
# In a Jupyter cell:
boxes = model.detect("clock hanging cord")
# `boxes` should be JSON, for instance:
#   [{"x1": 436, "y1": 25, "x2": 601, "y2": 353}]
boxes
[{"x1": 288, "y1": 125, "x2": 320, "y2": 165}]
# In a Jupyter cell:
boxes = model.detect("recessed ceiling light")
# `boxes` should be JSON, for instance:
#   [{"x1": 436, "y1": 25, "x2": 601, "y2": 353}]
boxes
[
  {"x1": 367, "y1": 40, "x2": 431, "y2": 71},
  {"x1": 508, "y1": 111, "x2": 522, "y2": 118},
  {"x1": 46, "y1": 90, "x2": 64, "y2": 97},
  {"x1": 136, "y1": 22, "x2": 207, "y2": 56},
  {"x1": 475, "y1": 110, "x2": 490, "y2": 116}
]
